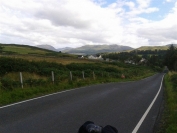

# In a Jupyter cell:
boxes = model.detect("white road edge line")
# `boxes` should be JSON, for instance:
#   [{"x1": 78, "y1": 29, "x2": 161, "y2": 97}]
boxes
[
  {"x1": 0, "y1": 87, "x2": 82, "y2": 109},
  {"x1": 132, "y1": 75, "x2": 164, "y2": 133}
]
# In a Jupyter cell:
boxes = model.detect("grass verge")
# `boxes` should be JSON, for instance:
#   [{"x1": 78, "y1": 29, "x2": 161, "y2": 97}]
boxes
[
  {"x1": 155, "y1": 71, "x2": 177, "y2": 133},
  {"x1": 0, "y1": 72, "x2": 155, "y2": 106}
]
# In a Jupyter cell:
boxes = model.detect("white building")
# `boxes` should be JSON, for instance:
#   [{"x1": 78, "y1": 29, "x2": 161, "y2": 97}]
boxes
[{"x1": 88, "y1": 55, "x2": 103, "y2": 60}]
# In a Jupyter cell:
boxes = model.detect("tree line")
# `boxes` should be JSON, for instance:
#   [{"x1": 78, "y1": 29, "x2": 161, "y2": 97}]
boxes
[{"x1": 102, "y1": 44, "x2": 177, "y2": 71}]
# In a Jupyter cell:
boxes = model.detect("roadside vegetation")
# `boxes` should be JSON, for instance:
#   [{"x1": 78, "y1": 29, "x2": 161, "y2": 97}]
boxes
[
  {"x1": 156, "y1": 45, "x2": 177, "y2": 133},
  {"x1": 0, "y1": 56, "x2": 157, "y2": 106},
  {"x1": 157, "y1": 72, "x2": 177, "y2": 133}
]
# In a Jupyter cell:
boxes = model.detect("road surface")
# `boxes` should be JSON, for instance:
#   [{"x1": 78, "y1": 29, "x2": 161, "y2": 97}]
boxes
[{"x1": 0, "y1": 73, "x2": 164, "y2": 133}]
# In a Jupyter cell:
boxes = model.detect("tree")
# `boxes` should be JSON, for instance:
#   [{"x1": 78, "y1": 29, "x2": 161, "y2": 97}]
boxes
[{"x1": 164, "y1": 44, "x2": 177, "y2": 71}]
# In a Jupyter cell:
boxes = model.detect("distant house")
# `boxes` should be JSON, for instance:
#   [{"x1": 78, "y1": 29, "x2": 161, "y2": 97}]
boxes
[
  {"x1": 78, "y1": 55, "x2": 85, "y2": 59},
  {"x1": 139, "y1": 58, "x2": 147, "y2": 64},
  {"x1": 98, "y1": 55, "x2": 102, "y2": 58},
  {"x1": 98, "y1": 55, "x2": 103, "y2": 60},
  {"x1": 88, "y1": 55, "x2": 103, "y2": 60},
  {"x1": 88, "y1": 55, "x2": 97, "y2": 59}
]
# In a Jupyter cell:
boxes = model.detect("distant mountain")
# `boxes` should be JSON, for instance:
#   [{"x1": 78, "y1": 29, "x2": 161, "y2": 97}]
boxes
[
  {"x1": 34, "y1": 44, "x2": 177, "y2": 55},
  {"x1": 35, "y1": 45, "x2": 73, "y2": 52},
  {"x1": 36, "y1": 44, "x2": 57, "y2": 51},
  {"x1": 57, "y1": 47, "x2": 72, "y2": 51},
  {"x1": 63, "y1": 44, "x2": 134, "y2": 55}
]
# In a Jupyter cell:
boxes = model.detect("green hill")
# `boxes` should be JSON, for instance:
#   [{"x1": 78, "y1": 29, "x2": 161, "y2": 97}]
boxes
[
  {"x1": 0, "y1": 43, "x2": 101, "y2": 65},
  {"x1": 136, "y1": 46, "x2": 169, "y2": 51},
  {"x1": 0, "y1": 43, "x2": 55, "y2": 55},
  {"x1": 135, "y1": 44, "x2": 177, "y2": 51},
  {"x1": 0, "y1": 43, "x2": 77, "y2": 58}
]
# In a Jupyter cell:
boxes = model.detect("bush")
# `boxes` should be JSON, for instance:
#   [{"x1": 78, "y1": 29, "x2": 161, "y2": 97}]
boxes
[
  {"x1": 1, "y1": 78, "x2": 20, "y2": 90},
  {"x1": 0, "y1": 57, "x2": 68, "y2": 76},
  {"x1": 170, "y1": 74, "x2": 177, "y2": 91},
  {"x1": 25, "y1": 78, "x2": 47, "y2": 87},
  {"x1": 171, "y1": 74, "x2": 177, "y2": 83}
]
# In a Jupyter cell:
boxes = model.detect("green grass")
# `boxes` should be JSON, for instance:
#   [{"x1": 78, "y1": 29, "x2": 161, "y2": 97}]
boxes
[
  {"x1": 156, "y1": 72, "x2": 177, "y2": 133},
  {"x1": 0, "y1": 44, "x2": 76, "y2": 58},
  {"x1": 0, "y1": 55, "x2": 98, "y2": 65},
  {"x1": 0, "y1": 44, "x2": 52, "y2": 55},
  {"x1": 0, "y1": 71, "x2": 156, "y2": 106},
  {"x1": 3, "y1": 46, "x2": 48, "y2": 54}
]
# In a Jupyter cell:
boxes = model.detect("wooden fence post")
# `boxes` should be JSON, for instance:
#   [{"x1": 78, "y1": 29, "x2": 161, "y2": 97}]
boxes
[
  {"x1": 70, "y1": 71, "x2": 72, "y2": 81},
  {"x1": 82, "y1": 71, "x2": 85, "y2": 79},
  {"x1": 51, "y1": 71, "x2": 54, "y2": 84},
  {"x1": 93, "y1": 71, "x2": 95, "y2": 80},
  {"x1": 20, "y1": 72, "x2": 23, "y2": 88}
]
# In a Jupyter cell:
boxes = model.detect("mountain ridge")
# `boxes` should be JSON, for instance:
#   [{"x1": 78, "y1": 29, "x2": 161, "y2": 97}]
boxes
[
  {"x1": 63, "y1": 44, "x2": 134, "y2": 55},
  {"x1": 34, "y1": 44, "x2": 177, "y2": 55}
]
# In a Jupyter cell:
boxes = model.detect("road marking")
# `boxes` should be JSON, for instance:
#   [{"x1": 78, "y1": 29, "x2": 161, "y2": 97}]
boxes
[
  {"x1": 132, "y1": 75, "x2": 164, "y2": 133},
  {"x1": 0, "y1": 87, "x2": 83, "y2": 109}
]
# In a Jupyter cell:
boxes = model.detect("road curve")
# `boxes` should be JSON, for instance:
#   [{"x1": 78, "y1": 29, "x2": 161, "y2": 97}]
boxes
[{"x1": 0, "y1": 73, "x2": 164, "y2": 133}]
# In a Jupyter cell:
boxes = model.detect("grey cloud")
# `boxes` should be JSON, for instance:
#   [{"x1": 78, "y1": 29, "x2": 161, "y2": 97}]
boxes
[
  {"x1": 137, "y1": 25, "x2": 177, "y2": 44},
  {"x1": 35, "y1": 8, "x2": 91, "y2": 29}
]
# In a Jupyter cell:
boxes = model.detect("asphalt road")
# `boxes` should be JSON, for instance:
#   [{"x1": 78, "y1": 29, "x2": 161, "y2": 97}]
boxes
[{"x1": 0, "y1": 73, "x2": 164, "y2": 133}]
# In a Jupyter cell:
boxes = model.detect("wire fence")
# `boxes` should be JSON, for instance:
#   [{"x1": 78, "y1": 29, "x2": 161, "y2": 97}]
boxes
[{"x1": 0, "y1": 71, "x2": 124, "y2": 90}]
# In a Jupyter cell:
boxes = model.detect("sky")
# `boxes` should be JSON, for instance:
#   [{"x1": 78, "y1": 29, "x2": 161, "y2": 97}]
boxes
[{"x1": 0, "y1": 0, "x2": 177, "y2": 48}]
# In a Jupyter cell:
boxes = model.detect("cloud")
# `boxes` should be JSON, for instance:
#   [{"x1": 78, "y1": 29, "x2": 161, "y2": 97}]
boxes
[
  {"x1": 136, "y1": 0, "x2": 151, "y2": 8},
  {"x1": 166, "y1": 0, "x2": 175, "y2": 2},
  {"x1": 34, "y1": 1, "x2": 93, "y2": 29},
  {"x1": 137, "y1": 1, "x2": 177, "y2": 45},
  {"x1": 0, "y1": 0, "x2": 177, "y2": 49}
]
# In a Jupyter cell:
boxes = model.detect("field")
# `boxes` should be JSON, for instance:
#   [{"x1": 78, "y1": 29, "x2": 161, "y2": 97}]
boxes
[
  {"x1": 0, "y1": 54, "x2": 98, "y2": 65},
  {"x1": 0, "y1": 57, "x2": 157, "y2": 106},
  {"x1": 0, "y1": 44, "x2": 76, "y2": 58},
  {"x1": 0, "y1": 44, "x2": 52, "y2": 54},
  {"x1": 3, "y1": 45, "x2": 49, "y2": 54},
  {"x1": 0, "y1": 44, "x2": 160, "y2": 106}
]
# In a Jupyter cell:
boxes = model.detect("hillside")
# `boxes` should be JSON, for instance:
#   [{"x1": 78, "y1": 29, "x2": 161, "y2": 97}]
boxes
[
  {"x1": 0, "y1": 43, "x2": 55, "y2": 55},
  {"x1": 136, "y1": 46, "x2": 168, "y2": 51},
  {"x1": 0, "y1": 43, "x2": 75, "y2": 58},
  {"x1": 135, "y1": 44, "x2": 177, "y2": 51},
  {"x1": 0, "y1": 43, "x2": 100, "y2": 64},
  {"x1": 36, "y1": 44, "x2": 57, "y2": 51},
  {"x1": 63, "y1": 44, "x2": 134, "y2": 55}
]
